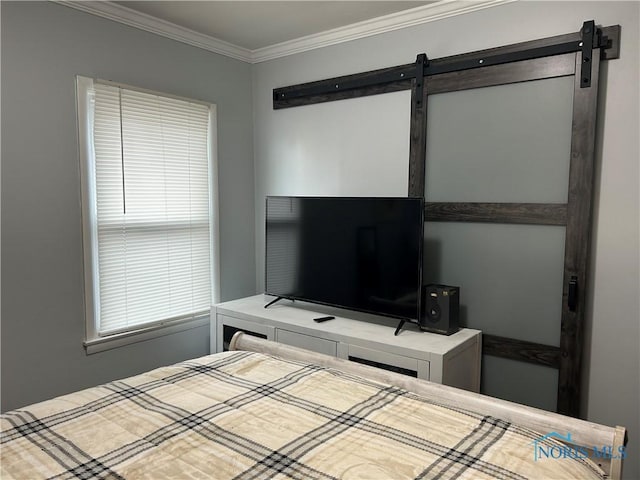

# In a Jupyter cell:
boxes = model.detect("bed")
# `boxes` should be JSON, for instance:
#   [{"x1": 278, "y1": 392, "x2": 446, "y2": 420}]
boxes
[{"x1": 1, "y1": 332, "x2": 626, "y2": 479}]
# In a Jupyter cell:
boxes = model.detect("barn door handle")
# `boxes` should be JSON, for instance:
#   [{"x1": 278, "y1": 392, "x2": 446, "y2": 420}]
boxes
[{"x1": 568, "y1": 276, "x2": 578, "y2": 312}]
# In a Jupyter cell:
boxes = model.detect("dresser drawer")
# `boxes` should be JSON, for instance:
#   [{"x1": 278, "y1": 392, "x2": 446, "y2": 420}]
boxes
[{"x1": 276, "y1": 329, "x2": 338, "y2": 356}]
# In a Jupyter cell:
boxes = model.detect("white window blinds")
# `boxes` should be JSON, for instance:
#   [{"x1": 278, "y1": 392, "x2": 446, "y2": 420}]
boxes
[{"x1": 78, "y1": 77, "x2": 217, "y2": 338}]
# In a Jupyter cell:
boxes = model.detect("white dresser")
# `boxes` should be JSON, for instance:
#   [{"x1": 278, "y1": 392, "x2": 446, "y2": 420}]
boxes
[{"x1": 212, "y1": 294, "x2": 481, "y2": 392}]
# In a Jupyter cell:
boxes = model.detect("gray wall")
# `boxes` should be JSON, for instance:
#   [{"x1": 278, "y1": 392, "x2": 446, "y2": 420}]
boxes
[
  {"x1": 252, "y1": 2, "x2": 639, "y2": 478},
  {"x1": 1, "y1": 1, "x2": 256, "y2": 411}
]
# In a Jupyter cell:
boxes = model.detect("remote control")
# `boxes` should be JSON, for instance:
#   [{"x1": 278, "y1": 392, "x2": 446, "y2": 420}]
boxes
[{"x1": 313, "y1": 316, "x2": 335, "y2": 322}]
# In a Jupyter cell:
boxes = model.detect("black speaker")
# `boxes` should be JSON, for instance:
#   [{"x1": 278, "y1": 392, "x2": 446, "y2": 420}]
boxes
[{"x1": 419, "y1": 284, "x2": 460, "y2": 335}]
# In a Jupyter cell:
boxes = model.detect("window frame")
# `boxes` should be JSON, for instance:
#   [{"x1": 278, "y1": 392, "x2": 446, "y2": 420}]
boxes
[{"x1": 76, "y1": 76, "x2": 220, "y2": 354}]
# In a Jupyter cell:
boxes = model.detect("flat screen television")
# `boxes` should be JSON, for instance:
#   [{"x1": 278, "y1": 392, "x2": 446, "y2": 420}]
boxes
[{"x1": 265, "y1": 196, "x2": 424, "y2": 322}]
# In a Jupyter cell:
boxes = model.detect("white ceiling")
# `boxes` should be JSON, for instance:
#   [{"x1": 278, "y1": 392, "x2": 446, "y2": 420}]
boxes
[
  {"x1": 61, "y1": 0, "x2": 513, "y2": 62},
  {"x1": 115, "y1": 1, "x2": 431, "y2": 51}
]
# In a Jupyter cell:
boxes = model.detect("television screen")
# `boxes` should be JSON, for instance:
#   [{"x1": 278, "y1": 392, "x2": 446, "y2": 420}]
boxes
[{"x1": 265, "y1": 196, "x2": 424, "y2": 321}]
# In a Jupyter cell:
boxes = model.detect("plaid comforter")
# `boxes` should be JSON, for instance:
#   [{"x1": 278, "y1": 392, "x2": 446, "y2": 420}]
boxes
[{"x1": 1, "y1": 351, "x2": 604, "y2": 479}]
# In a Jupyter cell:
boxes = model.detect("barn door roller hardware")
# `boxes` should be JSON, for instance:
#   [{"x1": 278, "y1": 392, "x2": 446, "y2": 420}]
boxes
[
  {"x1": 580, "y1": 20, "x2": 597, "y2": 88},
  {"x1": 414, "y1": 53, "x2": 428, "y2": 108},
  {"x1": 273, "y1": 20, "x2": 619, "y2": 109}
]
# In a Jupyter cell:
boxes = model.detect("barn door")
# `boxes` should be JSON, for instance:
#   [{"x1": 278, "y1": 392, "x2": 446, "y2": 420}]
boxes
[
  {"x1": 408, "y1": 23, "x2": 613, "y2": 416},
  {"x1": 273, "y1": 21, "x2": 620, "y2": 417}
]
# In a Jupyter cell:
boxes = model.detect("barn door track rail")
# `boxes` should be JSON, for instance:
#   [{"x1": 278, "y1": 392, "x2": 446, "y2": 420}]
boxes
[{"x1": 272, "y1": 21, "x2": 619, "y2": 110}]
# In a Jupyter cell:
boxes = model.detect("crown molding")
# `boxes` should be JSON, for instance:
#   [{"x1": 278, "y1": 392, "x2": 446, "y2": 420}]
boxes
[
  {"x1": 54, "y1": 0, "x2": 253, "y2": 63},
  {"x1": 252, "y1": 0, "x2": 517, "y2": 63},
  {"x1": 55, "y1": 0, "x2": 516, "y2": 65}
]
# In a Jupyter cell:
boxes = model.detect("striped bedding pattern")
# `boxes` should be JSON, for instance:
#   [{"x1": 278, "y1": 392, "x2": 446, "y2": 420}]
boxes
[{"x1": 1, "y1": 351, "x2": 605, "y2": 479}]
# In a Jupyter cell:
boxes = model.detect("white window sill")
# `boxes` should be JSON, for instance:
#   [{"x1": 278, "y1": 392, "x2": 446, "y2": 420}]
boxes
[{"x1": 84, "y1": 316, "x2": 210, "y2": 354}]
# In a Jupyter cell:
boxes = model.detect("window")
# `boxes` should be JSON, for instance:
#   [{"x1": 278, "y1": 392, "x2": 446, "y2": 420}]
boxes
[{"x1": 76, "y1": 76, "x2": 219, "y2": 353}]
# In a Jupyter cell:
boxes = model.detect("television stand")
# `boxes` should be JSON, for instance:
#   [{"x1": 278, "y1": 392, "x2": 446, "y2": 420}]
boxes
[
  {"x1": 212, "y1": 294, "x2": 481, "y2": 392},
  {"x1": 394, "y1": 319, "x2": 406, "y2": 336},
  {"x1": 263, "y1": 296, "x2": 288, "y2": 309}
]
